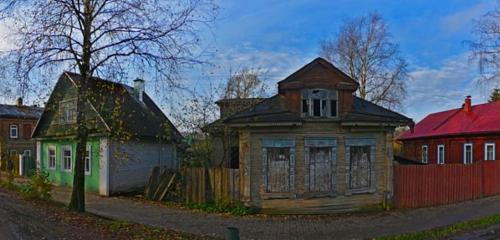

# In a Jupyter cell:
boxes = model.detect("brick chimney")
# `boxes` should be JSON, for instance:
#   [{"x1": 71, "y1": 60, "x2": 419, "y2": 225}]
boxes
[
  {"x1": 133, "y1": 78, "x2": 145, "y2": 102},
  {"x1": 463, "y1": 95, "x2": 472, "y2": 113},
  {"x1": 16, "y1": 97, "x2": 23, "y2": 107}
]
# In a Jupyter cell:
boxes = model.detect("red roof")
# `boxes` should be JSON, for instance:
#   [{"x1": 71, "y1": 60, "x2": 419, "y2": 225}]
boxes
[{"x1": 399, "y1": 101, "x2": 500, "y2": 140}]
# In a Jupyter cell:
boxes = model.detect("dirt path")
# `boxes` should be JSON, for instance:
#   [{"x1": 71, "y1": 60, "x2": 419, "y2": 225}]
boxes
[{"x1": 51, "y1": 186, "x2": 500, "y2": 240}]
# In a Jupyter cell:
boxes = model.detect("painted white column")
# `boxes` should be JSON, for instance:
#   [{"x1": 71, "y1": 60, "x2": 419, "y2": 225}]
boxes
[
  {"x1": 36, "y1": 141, "x2": 41, "y2": 169},
  {"x1": 99, "y1": 138, "x2": 110, "y2": 196},
  {"x1": 18, "y1": 154, "x2": 24, "y2": 176}
]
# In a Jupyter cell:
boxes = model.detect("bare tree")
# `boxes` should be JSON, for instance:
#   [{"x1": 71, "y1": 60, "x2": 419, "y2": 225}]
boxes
[
  {"x1": 468, "y1": 2, "x2": 500, "y2": 84},
  {"x1": 0, "y1": 0, "x2": 216, "y2": 212},
  {"x1": 223, "y1": 67, "x2": 267, "y2": 99},
  {"x1": 320, "y1": 12, "x2": 408, "y2": 110}
]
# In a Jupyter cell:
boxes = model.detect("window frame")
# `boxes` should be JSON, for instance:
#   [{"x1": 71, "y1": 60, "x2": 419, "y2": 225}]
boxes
[
  {"x1": 61, "y1": 145, "x2": 72, "y2": 172},
  {"x1": 463, "y1": 143, "x2": 473, "y2": 164},
  {"x1": 9, "y1": 149, "x2": 17, "y2": 156},
  {"x1": 437, "y1": 144, "x2": 445, "y2": 165},
  {"x1": 23, "y1": 150, "x2": 31, "y2": 157},
  {"x1": 47, "y1": 146, "x2": 56, "y2": 170},
  {"x1": 485, "y1": 143, "x2": 496, "y2": 161},
  {"x1": 421, "y1": 145, "x2": 428, "y2": 163},
  {"x1": 301, "y1": 89, "x2": 338, "y2": 118},
  {"x1": 85, "y1": 144, "x2": 91, "y2": 175},
  {"x1": 9, "y1": 124, "x2": 18, "y2": 139}
]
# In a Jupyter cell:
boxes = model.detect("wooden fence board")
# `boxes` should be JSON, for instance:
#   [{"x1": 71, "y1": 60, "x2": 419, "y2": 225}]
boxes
[
  {"x1": 182, "y1": 167, "x2": 240, "y2": 204},
  {"x1": 394, "y1": 161, "x2": 500, "y2": 209}
]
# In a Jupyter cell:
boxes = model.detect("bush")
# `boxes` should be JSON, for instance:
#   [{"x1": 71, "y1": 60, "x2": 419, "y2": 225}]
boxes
[
  {"x1": 0, "y1": 170, "x2": 18, "y2": 191},
  {"x1": 186, "y1": 198, "x2": 253, "y2": 216},
  {"x1": 19, "y1": 170, "x2": 53, "y2": 200}
]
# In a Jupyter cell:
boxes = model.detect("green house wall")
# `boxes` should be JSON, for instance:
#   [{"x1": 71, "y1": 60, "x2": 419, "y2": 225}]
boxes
[{"x1": 39, "y1": 138, "x2": 100, "y2": 192}]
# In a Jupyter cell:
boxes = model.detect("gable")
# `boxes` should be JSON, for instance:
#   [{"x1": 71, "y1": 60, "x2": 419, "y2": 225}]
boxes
[{"x1": 278, "y1": 57, "x2": 358, "y2": 92}]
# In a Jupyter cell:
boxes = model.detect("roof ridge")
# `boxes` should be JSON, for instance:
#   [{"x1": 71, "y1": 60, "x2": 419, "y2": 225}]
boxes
[{"x1": 432, "y1": 108, "x2": 462, "y2": 131}]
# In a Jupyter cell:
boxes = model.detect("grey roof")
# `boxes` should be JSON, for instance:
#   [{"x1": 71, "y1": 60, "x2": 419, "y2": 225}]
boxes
[
  {"x1": 222, "y1": 94, "x2": 410, "y2": 125},
  {"x1": 0, "y1": 104, "x2": 43, "y2": 119}
]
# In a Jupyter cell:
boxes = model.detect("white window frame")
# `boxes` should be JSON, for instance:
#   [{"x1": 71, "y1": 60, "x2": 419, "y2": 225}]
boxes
[
  {"x1": 437, "y1": 145, "x2": 445, "y2": 165},
  {"x1": 61, "y1": 145, "x2": 72, "y2": 172},
  {"x1": 23, "y1": 150, "x2": 31, "y2": 157},
  {"x1": 85, "y1": 144, "x2": 91, "y2": 175},
  {"x1": 47, "y1": 146, "x2": 56, "y2": 170},
  {"x1": 485, "y1": 143, "x2": 496, "y2": 161},
  {"x1": 9, "y1": 124, "x2": 18, "y2": 139},
  {"x1": 421, "y1": 145, "x2": 428, "y2": 163},
  {"x1": 463, "y1": 143, "x2": 473, "y2": 164}
]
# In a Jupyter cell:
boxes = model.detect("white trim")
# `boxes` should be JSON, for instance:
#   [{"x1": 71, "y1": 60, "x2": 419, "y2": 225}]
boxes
[
  {"x1": 421, "y1": 145, "x2": 428, "y2": 163},
  {"x1": 437, "y1": 145, "x2": 445, "y2": 165},
  {"x1": 485, "y1": 143, "x2": 496, "y2": 161},
  {"x1": 9, "y1": 124, "x2": 18, "y2": 139},
  {"x1": 23, "y1": 150, "x2": 31, "y2": 157},
  {"x1": 61, "y1": 145, "x2": 72, "y2": 172},
  {"x1": 36, "y1": 141, "x2": 41, "y2": 169},
  {"x1": 85, "y1": 144, "x2": 91, "y2": 175},
  {"x1": 99, "y1": 138, "x2": 110, "y2": 196},
  {"x1": 47, "y1": 145, "x2": 56, "y2": 170},
  {"x1": 463, "y1": 143, "x2": 473, "y2": 164}
]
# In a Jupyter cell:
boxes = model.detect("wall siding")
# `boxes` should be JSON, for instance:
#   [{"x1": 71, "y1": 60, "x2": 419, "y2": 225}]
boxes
[
  {"x1": 239, "y1": 122, "x2": 393, "y2": 213},
  {"x1": 108, "y1": 140, "x2": 177, "y2": 194},
  {"x1": 39, "y1": 138, "x2": 100, "y2": 192}
]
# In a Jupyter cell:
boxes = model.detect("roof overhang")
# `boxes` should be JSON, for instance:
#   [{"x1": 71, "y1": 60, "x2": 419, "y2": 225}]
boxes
[{"x1": 226, "y1": 122, "x2": 303, "y2": 127}]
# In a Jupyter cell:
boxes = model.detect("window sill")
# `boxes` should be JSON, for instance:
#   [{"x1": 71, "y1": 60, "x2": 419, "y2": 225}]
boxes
[
  {"x1": 260, "y1": 192, "x2": 296, "y2": 200},
  {"x1": 345, "y1": 188, "x2": 376, "y2": 196},
  {"x1": 299, "y1": 191, "x2": 336, "y2": 199}
]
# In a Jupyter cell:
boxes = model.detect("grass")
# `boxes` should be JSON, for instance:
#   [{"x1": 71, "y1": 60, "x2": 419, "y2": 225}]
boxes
[
  {"x1": 376, "y1": 213, "x2": 500, "y2": 240},
  {"x1": 185, "y1": 199, "x2": 254, "y2": 216}
]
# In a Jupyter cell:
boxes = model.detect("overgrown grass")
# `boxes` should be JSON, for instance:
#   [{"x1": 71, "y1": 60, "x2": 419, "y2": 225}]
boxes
[
  {"x1": 185, "y1": 199, "x2": 254, "y2": 216},
  {"x1": 376, "y1": 213, "x2": 500, "y2": 240}
]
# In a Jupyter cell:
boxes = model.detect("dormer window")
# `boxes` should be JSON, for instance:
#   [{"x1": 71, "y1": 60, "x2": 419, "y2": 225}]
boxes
[{"x1": 301, "y1": 89, "x2": 337, "y2": 118}]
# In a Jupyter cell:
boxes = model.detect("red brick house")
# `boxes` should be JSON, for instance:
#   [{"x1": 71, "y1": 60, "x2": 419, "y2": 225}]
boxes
[{"x1": 398, "y1": 96, "x2": 500, "y2": 164}]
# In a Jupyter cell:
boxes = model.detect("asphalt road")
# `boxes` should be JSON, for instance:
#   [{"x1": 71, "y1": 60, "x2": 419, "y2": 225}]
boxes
[{"x1": 0, "y1": 191, "x2": 61, "y2": 240}]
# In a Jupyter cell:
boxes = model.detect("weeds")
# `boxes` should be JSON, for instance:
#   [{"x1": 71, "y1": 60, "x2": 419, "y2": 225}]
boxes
[
  {"x1": 185, "y1": 198, "x2": 253, "y2": 216},
  {"x1": 19, "y1": 170, "x2": 53, "y2": 200}
]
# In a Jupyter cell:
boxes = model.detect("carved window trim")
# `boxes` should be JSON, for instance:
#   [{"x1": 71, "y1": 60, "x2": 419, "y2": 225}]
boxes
[
  {"x1": 261, "y1": 138, "x2": 296, "y2": 199},
  {"x1": 301, "y1": 89, "x2": 338, "y2": 118},
  {"x1": 304, "y1": 137, "x2": 337, "y2": 197}
]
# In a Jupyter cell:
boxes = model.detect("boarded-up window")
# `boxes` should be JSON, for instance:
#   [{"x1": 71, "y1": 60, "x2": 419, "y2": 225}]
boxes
[
  {"x1": 262, "y1": 139, "x2": 295, "y2": 193},
  {"x1": 349, "y1": 146, "x2": 371, "y2": 190},
  {"x1": 346, "y1": 138, "x2": 376, "y2": 193},
  {"x1": 305, "y1": 137, "x2": 336, "y2": 193},
  {"x1": 23, "y1": 124, "x2": 32, "y2": 139}
]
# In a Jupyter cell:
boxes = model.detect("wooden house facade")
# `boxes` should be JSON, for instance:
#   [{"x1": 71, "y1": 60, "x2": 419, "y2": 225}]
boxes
[{"x1": 208, "y1": 58, "x2": 411, "y2": 213}]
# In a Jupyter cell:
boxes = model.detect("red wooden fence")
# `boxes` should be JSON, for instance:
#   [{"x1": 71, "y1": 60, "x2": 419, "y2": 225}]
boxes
[{"x1": 394, "y1": 161, "x2": 500, "y2": 208}]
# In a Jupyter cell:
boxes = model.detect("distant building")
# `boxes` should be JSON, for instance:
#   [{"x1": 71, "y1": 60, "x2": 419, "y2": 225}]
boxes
[
  {"x1": 398, "y1": 96, "x2": 500, "y2": 164},
  {"x1": 32, "y1": 72, "x2": 182, "y2": 195},
  {"x1": 0, "y1": 98, "x2": 42, "y2": 166}
]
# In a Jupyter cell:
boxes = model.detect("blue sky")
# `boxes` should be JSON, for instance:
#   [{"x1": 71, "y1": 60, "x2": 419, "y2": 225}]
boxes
[
  {"x1": 0, "y1": 0, "x2": 496, "y2": 122},
  {"x1": 193, "y1": 0, "x2": 496, "y2": 121}
]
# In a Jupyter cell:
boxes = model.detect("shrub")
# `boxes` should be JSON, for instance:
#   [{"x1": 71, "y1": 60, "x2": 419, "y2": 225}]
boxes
[
  {"x1": 0, "y1": 170, "x2": 18, "y2": 191},
  {"x1": 186, "y1": 198, "x2": 253, "y2": 216},
  {"x1": 20, "y1": 170, "x2": 53, "y2": 200}
]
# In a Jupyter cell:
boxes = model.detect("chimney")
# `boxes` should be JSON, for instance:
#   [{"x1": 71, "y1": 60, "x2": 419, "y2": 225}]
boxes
[
  {"x1": 16, "y1": 97, "x2": 23, "y2": 107},
  {"x1": 133, "y1": 78, "x2": 145, "y2": 102},
  {"x1": 463, "y1": 95, "x2": 472, "y2": 113}
]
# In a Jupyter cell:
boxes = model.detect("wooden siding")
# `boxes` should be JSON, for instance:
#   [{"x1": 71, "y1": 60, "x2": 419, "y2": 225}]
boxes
[
  {"x1": 394, "y1": 161, "x2": 500, "y2": 208},
  {"x1": 239, "y1": 122, "x2": 394, "y2": 213},
  {"x1": 400, "y1": 135, "x2": 500, "y2": 164},
  {"x1": 0, "y1": 117, "x2": 38, "y2": 161}
]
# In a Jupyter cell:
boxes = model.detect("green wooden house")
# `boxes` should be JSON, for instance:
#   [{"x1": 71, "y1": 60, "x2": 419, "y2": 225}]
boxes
[{"x1": 32, "y1": 72, "x2": 181, "y2": 196}]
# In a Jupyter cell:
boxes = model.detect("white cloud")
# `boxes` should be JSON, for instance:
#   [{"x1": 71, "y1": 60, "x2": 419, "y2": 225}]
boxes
[
  {"x1": 439, "y1": 2, "x2": 492, "y2": 35},
  {"x1": 405, "y1": 53, "x2": 489, "y2": 122}
]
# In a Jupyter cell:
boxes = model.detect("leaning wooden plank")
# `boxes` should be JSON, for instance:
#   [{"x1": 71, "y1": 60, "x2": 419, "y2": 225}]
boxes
[
  {"x1": 159, "y1": 173, "x2": 177, "y2": 201},
  {"x1": 145, "y1": 166, "x2": 160, "y2": 200}
]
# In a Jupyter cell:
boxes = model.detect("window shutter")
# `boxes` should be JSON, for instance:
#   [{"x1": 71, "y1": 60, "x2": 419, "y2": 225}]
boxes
[
  {"x1": 262, "y1": 147, "x2": 268, "y2": 192},
  {"x1": 289, "y1": 147, "x2": 295, "y2": 192}
]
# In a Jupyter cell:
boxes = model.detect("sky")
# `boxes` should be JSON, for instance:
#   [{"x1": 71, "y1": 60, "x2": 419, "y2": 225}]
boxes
[{"x1": 0, "y1": 0, "x2": 497, "y2": 122}]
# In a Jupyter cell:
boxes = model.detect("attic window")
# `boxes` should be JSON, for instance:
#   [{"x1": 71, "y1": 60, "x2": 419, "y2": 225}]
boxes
[
  {"x1": 301, "y1": 89, "x2": 338, "y2": 118},
  {"x1": 59, "y1": 99, "x2": 77, "y2": 124}
]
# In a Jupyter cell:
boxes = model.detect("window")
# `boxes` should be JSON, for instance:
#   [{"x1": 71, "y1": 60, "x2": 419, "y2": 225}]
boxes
[
  {"x1": 349, "y1": 146, "x2": 372, "y2": 190},
  {"x1": 61, "y1": 146, "x2": 72, "y2": 172},
  {"x1": 485, "y1": 143, "x2": 496, "y2": 161},
  {"x1": 421, "y1": 145, "x2": 428, "y2": 163},
  {"x1": 85, "y1": 144, "x2": 91, "y2": 175},
  {"x1": 305, "y1": 137, "x2": 336, "y2": 193},
  {"x1": 59, "y1": 99, "x2": 77, "y2": 124},
  {"x1": 9, "y1": 124, "x2": 18, "y2": 139},
  {"x1": 301, "y1": 89, "x2": 338, "y2": 118},
  {"x1": 23, "y1": 150, "x2": 31, "y2": 157},
  {"x1": 9, "y1": 149, "x2": 17, "y2": 156},
  {"x1": 23, "y1": 124, "x2": 32, "y2": 139},
  {"x1": 464, "y1": 143, "x2": 473, "y2": 164},
  {"x1": 229, "y1": 146, "x2": 239, "y2": 169},
  {"x1": 437, "y1": 145, "x2": 445, "y2": 164},
  {"x1": 48, "y1": 147, "x2": 56, "y2": 169},
  {"x1": 262, "y1": 139, "x2": 295, "y2": 193}
]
